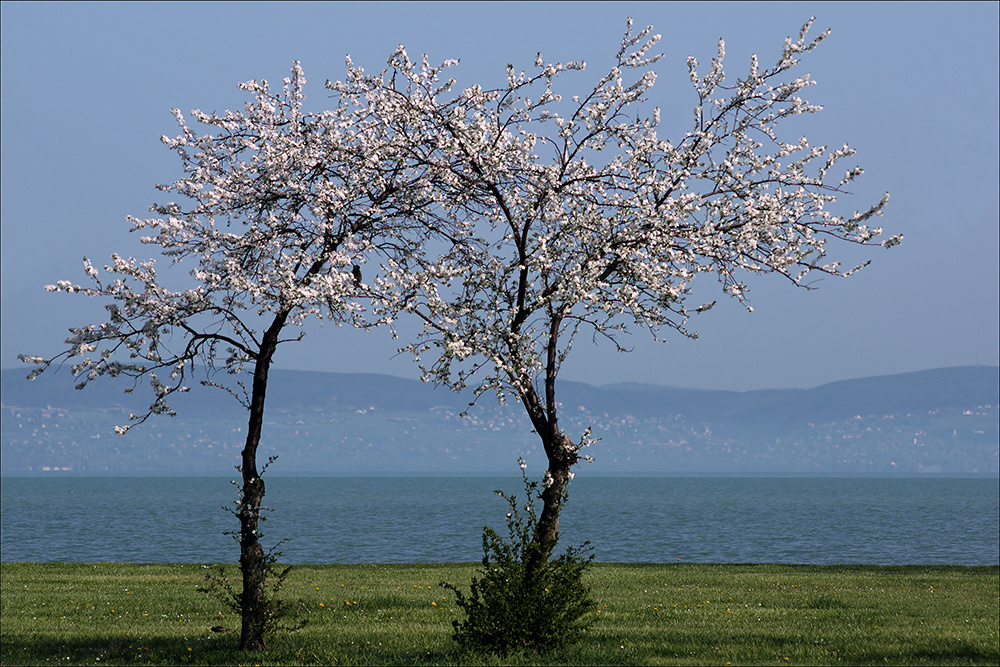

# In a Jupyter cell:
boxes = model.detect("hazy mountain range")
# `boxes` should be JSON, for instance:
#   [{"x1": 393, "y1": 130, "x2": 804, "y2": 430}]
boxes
[{"x1": 2, "y1": 366, "x2": 997, "y2": 474}]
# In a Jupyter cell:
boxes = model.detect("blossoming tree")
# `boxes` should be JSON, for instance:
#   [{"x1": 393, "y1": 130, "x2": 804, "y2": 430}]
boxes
[
  {"x1": 20, "y1": 63, "x2": 457, "y2": 651},
  {"x1": 366, "y1": 18, "x2": 900, "y2": 568}
]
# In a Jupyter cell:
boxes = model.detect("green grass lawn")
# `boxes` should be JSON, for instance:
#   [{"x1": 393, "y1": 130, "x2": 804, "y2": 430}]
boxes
[{"x1": 1, "y1": 562, "x2": 997, "y2": 666}]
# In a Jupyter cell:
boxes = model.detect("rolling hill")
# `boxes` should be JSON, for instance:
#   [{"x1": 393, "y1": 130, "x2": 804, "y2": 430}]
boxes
[{"x1": 2, "y1": 366, "x2": 997, "y2": 474}]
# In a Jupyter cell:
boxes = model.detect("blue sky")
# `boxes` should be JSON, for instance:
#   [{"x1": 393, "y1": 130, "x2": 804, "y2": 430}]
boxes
[{"x1": 2, "y1": 1, "x2": 997, "y2": 392}]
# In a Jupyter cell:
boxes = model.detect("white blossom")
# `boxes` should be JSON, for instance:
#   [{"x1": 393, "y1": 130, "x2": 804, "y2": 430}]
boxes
[
  {"x1": 21, "y1": 21, "x2": 897, "y2": 561},
  {"x1": 361, "y1": 19, "x2": 896, "y2": 543},
  {"x1": 22, "y1": 60, "x2": 464, "y2": 432}
]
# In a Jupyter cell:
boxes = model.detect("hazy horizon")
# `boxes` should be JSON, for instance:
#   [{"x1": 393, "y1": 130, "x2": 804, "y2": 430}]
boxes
[{"x1": 3, "y1": 362, "x2": 996, "y2": 394}]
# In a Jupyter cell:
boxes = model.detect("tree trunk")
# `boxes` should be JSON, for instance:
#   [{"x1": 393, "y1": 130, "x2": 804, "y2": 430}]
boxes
[
  {"x1": 238, "y1": 468, "x2": 267, "y2": 652},
  {"x1": 520, "y1": 311, "x2": 579, "y2": 574},
  {"x1": 529, "y1": 432, "x2": 576, "y2": 571},
  {"x1": 237, "y1": 314, "x2": 286, "y2": 652},
  {"x1": 237, "y1": 356, "x2": 270, "y2": 652}
]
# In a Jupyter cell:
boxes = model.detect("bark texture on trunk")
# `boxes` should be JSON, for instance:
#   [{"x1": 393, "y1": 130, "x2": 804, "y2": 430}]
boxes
[
  {"x1": 528, "y1": 431, "x2": 576, "y2": 573},
  {"x1": 533, "y1": 434, "x2": 575, "y2": 554},
  {"x1": 518, "y1": 311, "x2": 579, "y2": 573},
  {"x1": 236, "y1": 313, "x2": 286, "y2": 652},
  {"x1": 238, "y1": 473, "x2": 266, "y2": 651}
]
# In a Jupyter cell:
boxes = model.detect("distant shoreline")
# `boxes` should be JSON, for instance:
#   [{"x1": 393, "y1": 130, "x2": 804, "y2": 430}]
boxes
[{"x1": 2, "y1": 470, "x2": 998, "y2": 478}]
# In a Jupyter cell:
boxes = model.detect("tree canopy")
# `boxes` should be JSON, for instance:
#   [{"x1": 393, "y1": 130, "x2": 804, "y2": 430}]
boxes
[
  {"x1": 22, "y1": 17, "x2": 899, "y2": 649},
  {"x1": 21, "y1": 61, "x2": 465, "y2": 651},
  {"x1": 357, "y1": 18, "x2": 899, "y2": 556}
]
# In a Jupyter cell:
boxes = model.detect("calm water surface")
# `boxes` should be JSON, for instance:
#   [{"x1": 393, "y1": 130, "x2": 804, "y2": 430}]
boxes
[{"x1": 1, "y1": 475, "x2": 997, "y2": 564}]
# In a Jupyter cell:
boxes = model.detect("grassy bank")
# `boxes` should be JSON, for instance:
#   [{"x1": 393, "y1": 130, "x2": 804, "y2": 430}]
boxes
[{"x1": 1, "y1": 562, "x2": 997, "y2": 666}]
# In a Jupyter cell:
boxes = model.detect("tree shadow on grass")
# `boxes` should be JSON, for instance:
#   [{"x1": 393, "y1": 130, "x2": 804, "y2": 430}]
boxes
[
  {"x1": 633, "y1": 630, "x2": 999, "y2": 667},
  {"x1": 848, "y1": 639, "x2": 999, "y2": 666},
  {"x1": 3, "y1": 633, "x2": 469, "y2": 667},
  {"x1": 1, "y1": 632, "x2": 242, "y2": 666}
]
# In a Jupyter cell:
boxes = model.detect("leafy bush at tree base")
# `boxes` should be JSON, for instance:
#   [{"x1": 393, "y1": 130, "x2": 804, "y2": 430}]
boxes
[{"x1": 442, "y1": 462, "x2": 595, "y2": 655}]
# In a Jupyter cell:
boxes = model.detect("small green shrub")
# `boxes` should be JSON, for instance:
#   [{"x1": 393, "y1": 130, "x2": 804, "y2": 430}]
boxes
[{"x1": 442, "y1": 460, "x2": 596, "y2": 655}]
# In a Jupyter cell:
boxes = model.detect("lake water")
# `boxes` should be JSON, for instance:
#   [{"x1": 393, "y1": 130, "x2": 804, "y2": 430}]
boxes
[{"x1": 1, "y1": 475, "x2": 997, "y2": 565}]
